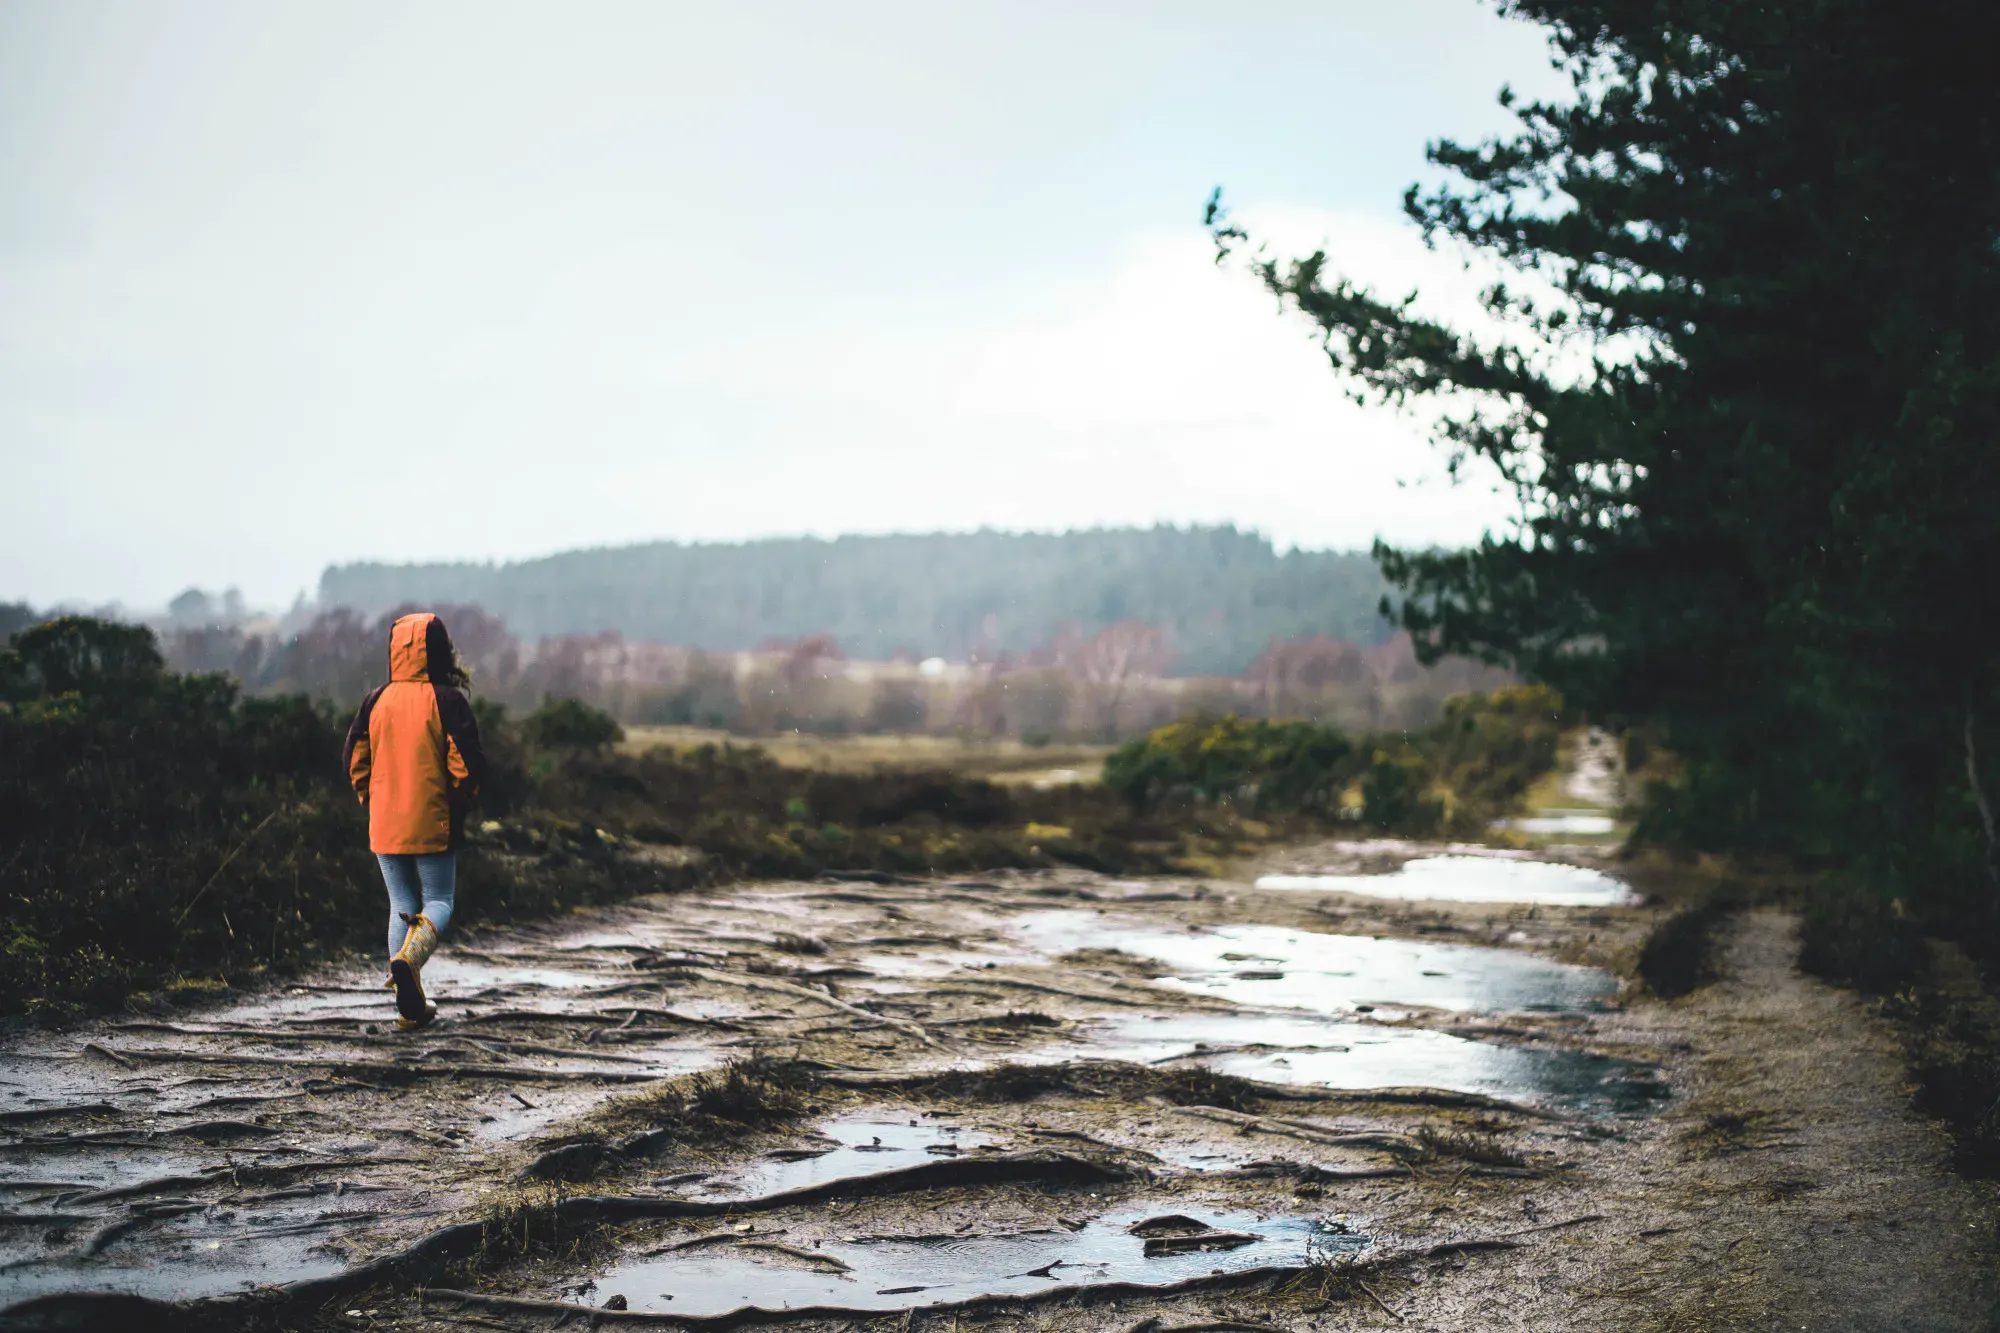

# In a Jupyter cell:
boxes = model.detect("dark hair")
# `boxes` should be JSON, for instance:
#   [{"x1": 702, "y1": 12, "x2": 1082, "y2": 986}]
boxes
[{"x1": 426, "y1": 617, "x2": 473, "y2": 691}]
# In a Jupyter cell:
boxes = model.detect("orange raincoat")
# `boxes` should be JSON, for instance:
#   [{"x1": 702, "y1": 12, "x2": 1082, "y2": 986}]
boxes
[{"x1": 341, "y1": 613, "x2": 487, "y2": 854}]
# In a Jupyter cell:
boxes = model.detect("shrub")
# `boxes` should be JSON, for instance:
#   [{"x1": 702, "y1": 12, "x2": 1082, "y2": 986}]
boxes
[
  {"x1": 1425, "y1": 683, "x2": 1566, "y2": 815},
  {"x1": 1798, "y1": 888, "x2": 1928, "y2": 995},
  {"x1": 1104, "y1": 715, "x2": 1351, "y2": 814},
  {"x1": 1360, "y1": 748, "x2": 1439, "y2": 831},
  {"x1": 522, "y1": 696, "x2": 625, "y2": 751}
]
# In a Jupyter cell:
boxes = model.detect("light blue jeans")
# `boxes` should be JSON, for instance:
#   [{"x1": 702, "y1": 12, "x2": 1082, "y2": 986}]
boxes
[{"x1": 376, "y1": 852, "x2": 456, "y2": 958}]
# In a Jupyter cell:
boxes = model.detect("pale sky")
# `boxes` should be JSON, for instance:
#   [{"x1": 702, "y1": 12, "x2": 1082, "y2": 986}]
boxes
[{"x1": 0, "y1": 1, "x2": 1566, "y2": 610}]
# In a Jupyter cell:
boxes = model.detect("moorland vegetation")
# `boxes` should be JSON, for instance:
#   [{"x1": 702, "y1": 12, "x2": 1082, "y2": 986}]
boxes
[{"x1": 0, "y1": 615, "x2": 1545, "y2": 1021}]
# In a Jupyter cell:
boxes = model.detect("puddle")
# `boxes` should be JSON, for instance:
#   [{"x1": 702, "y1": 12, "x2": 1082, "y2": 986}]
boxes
[
  {"x1": 0, "y1": 1238, "x2": 355, "y2": 1306},
  {"x1": 690, "y1": 1117, "x2": 991, "y2": 1200},
  {"x1": 1499, "y1": 813, "x2": 1619, "y2": 837},
  {"x1": 1014, "y1": 912, "x2": 1617, "y2": 1014},
  {"x1": 581, "y1": 1205, "x2": 1358, "y2": 1315},
  {"x1": 1028, "y1": 1013, "x2": 1658, "y2": 1114},
  {"x1": 1255, "y1": 855, "x2": 1634, "y2": 906}
]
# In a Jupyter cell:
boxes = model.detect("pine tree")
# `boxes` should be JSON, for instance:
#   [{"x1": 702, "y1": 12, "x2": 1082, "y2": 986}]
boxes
[{"x1": 1215, "y1": 0, "x2": 2000, "y2": 912}]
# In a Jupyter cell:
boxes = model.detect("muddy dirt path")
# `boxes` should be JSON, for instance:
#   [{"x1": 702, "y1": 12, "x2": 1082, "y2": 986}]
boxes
[{"x1": 1, "y1": 847, "x2": 1991, "y2": 1330}]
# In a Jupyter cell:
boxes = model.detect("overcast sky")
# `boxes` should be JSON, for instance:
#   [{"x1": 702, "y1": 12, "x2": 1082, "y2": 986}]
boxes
[{"x1": 0, "y1": 1, "x2": 1565, "y2": 611}]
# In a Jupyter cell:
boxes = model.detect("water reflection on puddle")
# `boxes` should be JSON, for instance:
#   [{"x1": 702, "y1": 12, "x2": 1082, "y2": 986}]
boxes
[
  {"x1": 690, "y1": 1117, "x2": 989, "y2": 1199},
  {"x1": 1256, "y1": 855, "x2": 1635, "y2": 906},
  {"x1": 1029, "y1": 1013, "x2": 1652, "y2": 1112},
  {"x1": 1502, "y1": 813, "x2": 1619, "y2": 836},
  {"x1": 1013, "y1": 912, "x2": 1617, "y2": 1014},
  {"x1": 0, "y1": 1238, "x2": 354, "y2": 1305},
  {"x1": 583, "y1": 1206, "x2": 1356, "y2": 1315}
]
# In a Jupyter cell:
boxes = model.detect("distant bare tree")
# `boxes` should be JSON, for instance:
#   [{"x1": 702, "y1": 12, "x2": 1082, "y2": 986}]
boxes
[
  {"x1": 774, "y1": 634, "x2": 844, "y2": 689},
  {"x1": 1055, "y1": 620, "x2": 1175, "y2": 739},
  {"x1": 1246, "y1": 634, "x2": 1366, "y2": 716},
  {"x1": 1362, "y1": 632, "x2": 1422, "y2": 689}
]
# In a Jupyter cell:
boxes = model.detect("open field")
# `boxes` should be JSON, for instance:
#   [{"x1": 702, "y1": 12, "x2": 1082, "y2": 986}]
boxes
[{"x1": 620, "y1": 726, "x2": 1112, "y2": 785}]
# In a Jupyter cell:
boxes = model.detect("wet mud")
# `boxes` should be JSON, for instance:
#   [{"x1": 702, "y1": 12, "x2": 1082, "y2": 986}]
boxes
[{"x1": 2, "y1": 845, "x2": 1993, "y2": 1330}]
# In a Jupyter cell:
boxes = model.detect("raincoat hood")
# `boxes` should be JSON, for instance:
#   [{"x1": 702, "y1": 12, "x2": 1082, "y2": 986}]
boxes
[{"x1": 388, "y1": 613, "x2": 447, "y2": 683}]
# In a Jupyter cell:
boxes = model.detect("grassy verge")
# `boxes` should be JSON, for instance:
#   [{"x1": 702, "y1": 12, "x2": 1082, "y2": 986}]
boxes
[{"x1": 1798, "y1": 889, "x2": 2000, "y2": 1176}]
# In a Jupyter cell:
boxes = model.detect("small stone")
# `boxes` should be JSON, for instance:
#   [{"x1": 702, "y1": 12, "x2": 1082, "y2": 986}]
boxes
[{"x1": 602, "y1": 1294, "x2": 628, "y2": 1310}]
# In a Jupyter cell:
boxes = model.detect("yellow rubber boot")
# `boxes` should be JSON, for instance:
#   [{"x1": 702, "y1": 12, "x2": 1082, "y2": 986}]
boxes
[
  {"x1": 389, "y1": 911, "x2": 440, "y2": 1028},
  {"x1": 384, "y1": 912, "x2": 416, "y2": 984}
]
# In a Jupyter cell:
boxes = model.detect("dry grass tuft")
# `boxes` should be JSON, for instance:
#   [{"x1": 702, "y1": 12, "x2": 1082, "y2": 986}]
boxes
[
  {"x1": 1413, "y1": 1124, "x2": 1529, "y2": 1168},
  {"x1": 1677, "y1": 1106, "x2": 1791, "y2": 1158},
  {"x1": 598, "y1": 1054, "x2": 821, "y2": 1142},
  {"x1": 475, "y1": 1179, "x2": 603, "y2": 1266}
]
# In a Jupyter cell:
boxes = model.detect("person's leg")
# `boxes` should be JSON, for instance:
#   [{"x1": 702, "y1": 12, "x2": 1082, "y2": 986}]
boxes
[
  {"x1": 377, "y1": 854, "x2": 423, "y2": 959},
  {"x1": 412, "y1": 852, "x2": 456, "y2": 939},
  {"x1": 389, "y1": 852, "x2": 454, "y2": 1028}
]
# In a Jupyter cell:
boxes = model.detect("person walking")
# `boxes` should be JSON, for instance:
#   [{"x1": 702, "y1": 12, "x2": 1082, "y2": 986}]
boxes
[{"x1": 342, "y1": 612, "x2": 487, "y2": 1030}]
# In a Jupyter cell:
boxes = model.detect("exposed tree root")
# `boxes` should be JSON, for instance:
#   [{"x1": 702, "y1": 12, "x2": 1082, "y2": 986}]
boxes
[
  {"x1": 82, "y1": 1045, "x2": 668, "y2": 1084},
  {"x1": 64, "y1": 1157, "x2": 418, "y2": 1206},
  {"x1": 686, "y1": 968, "x2": 940, "y2": 1048},
  {"x1": 1225, "y1": 1160, "x2": 1409, "y2": 1183},
  {"x1": 939, "y1": 974, "x2": 1213, "y2": 1010},
  {"x1": 1170, "y1": 1105, "x2": 1421, "y2": 1152},
  {"x1": 104, "y1": 1023, "x2": 661, "y2": 1066},
  {"x1": 562, "y1": 1150, "x2": 1127, "y2": 1220},
  {"x1": 0, "y1": 1104, "x2": 120, "y2": 1126}
]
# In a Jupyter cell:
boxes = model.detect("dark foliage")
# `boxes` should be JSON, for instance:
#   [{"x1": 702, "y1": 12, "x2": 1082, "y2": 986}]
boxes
[
  {"x1": 0, "y1": 616, "x2": 164, "y2": 699},
  {"x1": 0, "y1": 619, "x2": 372, "y2": 1015},
  {"x1": 1359, "y1": 749, "x2": 1438, "y2": 833},
  {"x1": 1798, "y1": 890, "x2": 1928, "y2": 996},
  {"x1": 1216, "y1": 0, "x2": 2000, "y2": 942},
  {"x1": 1899, "y1": 977, "x2": 2000, "y2": 1178},
  {"x1": 519, "y1": 697, "x2": 624, "y2": 751},
  {"x1": 0, "y1": 602, "x2": 39, "y2": 644}
]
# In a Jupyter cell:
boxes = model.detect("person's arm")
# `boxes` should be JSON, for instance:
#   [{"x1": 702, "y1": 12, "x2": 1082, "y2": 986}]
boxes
[
  {"x1": 342, "y1": 687, "x2": 385, "y2": 804},
  {"x1": 433, "y1": 685, "x2": 488, "y2": 799}
]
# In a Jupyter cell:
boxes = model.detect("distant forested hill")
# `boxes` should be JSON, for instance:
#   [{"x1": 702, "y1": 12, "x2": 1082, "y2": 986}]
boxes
[{"x1": 318, "y1": 527, "x2": 1390, "y2": 675}]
